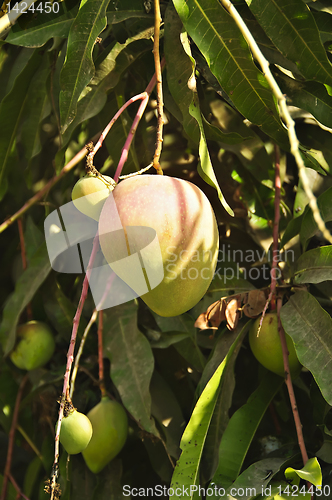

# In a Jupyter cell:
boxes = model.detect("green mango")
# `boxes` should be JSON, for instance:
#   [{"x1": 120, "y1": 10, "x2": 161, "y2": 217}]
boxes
[
  {"x1": 82, "y1": 397, "x2": 128, "y2": 473},
  {"x1": 249, "y1": 313, "x2": 302, "y2": 377},
  {"x1": 71, "y1": 174, "x2": 115, "y2": 221},
  {"x1": 10, "y1": 321, "x2": 55, "y2": 371},
  {"x1": 59, "y1": 410, "x2": 93, "y2": 455}
]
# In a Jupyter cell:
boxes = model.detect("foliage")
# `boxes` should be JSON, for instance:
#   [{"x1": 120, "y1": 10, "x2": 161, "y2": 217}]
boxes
[{"x1": 1, "y1": 0, "x2": 332, "y2": 499}]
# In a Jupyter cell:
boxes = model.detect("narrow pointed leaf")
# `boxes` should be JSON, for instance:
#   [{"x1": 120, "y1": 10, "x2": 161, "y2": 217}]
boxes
[
  {"x1": 103, "y1": 303, "x2": 159, "y2": 436},
  {"x1": 0, "y1": 242, "x2": 52, "y2": 355},
  {"x1": 169, "y1": 326, "x2": 245, "y2": 500},
  {"x1": 293, "y1": 246, "x2": 332, "y2": 284},
  {"x1": 172, "y1": 0, "x2": 289, "y2": 149},
  {"x1": 300, "y1": 186, "x2": 332, "y2": 249},
  {"x1": 281, "y1": 291, "x2": 332, "y2": 405},
  {"x1": 211, "y1": 372, "x2": 283, "y2": 488},
  {"x1": 285, "y1": 457, "x2": 322, "y2": 488},
  {"x1": 0, "y1": 49, "x2": 43, "y2": 200},
  {"x1": 247, "y1": 0, "x2": 332, "y2": 86},
  {"x1": 5, "y1": 4, "x2": 77, "y2": 47},
  {"x1": 59, "y1": 0, "x2": 111, "y2": 132}
]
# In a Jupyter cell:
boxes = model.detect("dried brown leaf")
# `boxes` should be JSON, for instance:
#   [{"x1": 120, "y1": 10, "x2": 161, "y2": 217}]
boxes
[{"x1": 243, "y1": 289, "x2": 267, "y2": 318}]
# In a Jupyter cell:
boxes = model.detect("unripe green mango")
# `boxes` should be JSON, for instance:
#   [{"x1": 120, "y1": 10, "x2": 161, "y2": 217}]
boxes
[
  {"x1": 249, "y1": 313, "x2": 302, "y2": 377},
  {"x1": 71, "y1": 174, "x2": 115, "y2": 221},
  {"x1": 82, "y1": 397, "x2": 128, "y2": 473},
  {"x1": 59, "y1": 410, "x2": 93, "y2": 455},
  {"x1": 98, "y1": 175, "x2": 219, "y2": 317},
  {"x1": 10, "y1": 321, "x2": 55, "y2": 371}
]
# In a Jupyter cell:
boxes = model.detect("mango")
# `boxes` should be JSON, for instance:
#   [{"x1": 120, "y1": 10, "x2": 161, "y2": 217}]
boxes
[
  {"x1": 10, "y1": 321, "x2": 55, "y2": 371},
  {"x1": 71, "y1": 174, "x2": 116, "y2": 221},
  {"x1": 59, "y1": 409, "x2": 93, "y2": 454},
  {"x1": 98, "y1": 175, "x2": 219, "y2": 317},
  {"x1": 82, "y1": 397, "x2": 128, "y2": 473},
  {"x1": 249, "y1": 313, "x2": 302, "y2": 377}
]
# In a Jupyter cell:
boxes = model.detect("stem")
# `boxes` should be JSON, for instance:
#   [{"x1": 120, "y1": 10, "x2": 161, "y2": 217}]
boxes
[
  {"x1": 17, "y1": 219, "x2": 33, "y2": 320},
  {"x1": 8, "y1": 474, "x2": 31, "y2": 500},
  {"x1": 152, "y1": 0, "x2": 164, "y2": 175},
  {"x1": 0, "y1": 374, "x2": 29, "y2": 500},
  {"x1": 50, "y1": 234, "x2": 100, "y2": 500},
  {"x1": 276, "y1": 298, "x2": 309, "y2": 466},
  {"x1": 270, "y1": 145, "x2": 281, "y2": 305},
  {"x1": 219, "y1": 0, "x2": 332, "y2": 245},
  {"x1": 97, "y1": 311, "x2": 106, "y2": 397}
]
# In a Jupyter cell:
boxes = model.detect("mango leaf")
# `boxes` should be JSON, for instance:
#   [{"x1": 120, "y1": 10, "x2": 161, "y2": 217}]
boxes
[
  {"x1": 106, "y1": 9, "x2": 153, "y2": 24},
  {"x1": 285, "y1": 457, "x2": 322, "y2": 489},
  {"x1": 280, "y1": 215, "x2": 303, "y2": 248},
  {"x1": 59, "y1": 30, "x2": 153, "y2": 155},
  {"x1": 5, "y1": 4, "x2": 77, "y2": 47},
  {"x1": 172, "y1": 0, "x2": 289, "y2": 150},
  {"x1": 276, "y1": 73, "x2": 332, "y2": 129},
  {"x1": 280, "y1": 290, "x2": 332, "y2": 405},
  {"x1": 169, "y1": 325, "x2": 245, "y2": 500},
  {"x1": 312, "y1": 11, "x2": 332, "y2": 44},
  {"x1": 293, "y1": 246, "x2": 332, "y2": 284},
  {"x1": 211, "y1": 371, "x2": 283, "y2": 489},
  {"x1": 247, "y1": 0, "x2": 332, "y2": 86},
  {"x1": 300, "y1": 186, "x2": 332, "y2": 249},
  {"x1": 0, "y1": 242, "x2": 52, "y2": 355},
  {"x1": 210, "y1": 458, "x2": 287, "y2": 500},
  {"x1": 164, "y1": 6, "x2": 235, "y2": 216},
  {"x1": 102, "y1": 302, "x2": 159, "y2": 436},
  {"x1": 0, "y1": 49, "x2": 43, "y2": 200},
  {"x1": 59, "y1": 0, "x2": 111, "y2": 132}
]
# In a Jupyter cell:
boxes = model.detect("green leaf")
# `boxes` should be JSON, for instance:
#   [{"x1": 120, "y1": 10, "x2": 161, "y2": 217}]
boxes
[
  {"x1": 5, "y1": 4, "x2": 77, "y2": 47},
  {"x1": 280, "y1": 290, "x2": 332, "y2": 405},
  {"x1": 285, "y1": 457, "x2": 323, "y2": 489},
  {"x1": 247, "y1": 0, "x2": 332, "y2": 86},
  {"x1": 59, "y1": 0, "x2": 111, "y2": 132},
  {"x1": 0, "y1": 49, "x2": 43, "y2": 200},
  {"x1": 173, "y1": 0, "x2": 289, "y2": 150},
  {"x1": 169, "y1": 325, "x2": 245, "y2": 500},
  {"x1": 0, "y1": 242, "x2": 52, "y2": 355},
  {"x1": 280, "y1": 215, "x2": 303, "y2": 248},
  {"x1": 312, "y1": 11, "x2": 332, "y2": 44},
  {"x1": 300, "y1": 186, "x2": 332, "y2": 249},
  {"x1": 276, "y1": 72, "x2": 332, "y2": 129},
  {"x1": 293, "y1": 245, "x2": 332, "y2": 284},
  {"x1": 164, "y1": 6, "x2": 235, "y2": 216},
  {"x1": 102, "y1": 302, "x2": 159, "y2": 436},
  {"x1": 211, "y1": 371, "x2": 283, "y2": 488}
]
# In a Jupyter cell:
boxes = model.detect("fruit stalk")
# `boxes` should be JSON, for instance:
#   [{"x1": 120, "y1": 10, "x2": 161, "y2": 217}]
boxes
[
  {"x1": 17, "y1": 218, "x2": 33, "y2": 320},
  {"x1": 51, "y1": 233, "x2": 100, "y2": 499},
  {"x1": 97, "y1": 311, "x2": 106, "y2": 397},
  {"x1": 276, "y1": 298, "x2": 309, "y2": 466},
  {"x1": 270, "y1": 145, "x2": 281, "y2": 301}
]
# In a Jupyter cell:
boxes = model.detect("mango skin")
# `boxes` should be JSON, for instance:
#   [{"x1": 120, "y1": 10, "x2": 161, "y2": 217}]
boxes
[
  {"x1": 10, "y1": 321, "x2": 55, "y2": 371},
  {"x1": 71, "y1": 174, "x2": 115, "y2": 221},
  {"x1": 249, "y1": 313, "x2": 302, "y2": 377},
  {"x1": 82, "y1": 397, "x2": 128, "y2": 474},
  {"x1": 98, "y1": 175, "x2": 219, "y2": 317},
  {"x1": 59, "y1": 410, "x2": 93, "y2": 455}
]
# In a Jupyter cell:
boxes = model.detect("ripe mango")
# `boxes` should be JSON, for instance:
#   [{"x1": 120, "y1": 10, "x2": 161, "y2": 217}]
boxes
[
  {"x1": 59, "y1": 410, "x2": 93, "y2": 455},
  {"x1": 98, "y1": 175, "x2": 219, "y2": 317},
  {"x1": 249, "y1": 313, "x2": 302, "y2": 377},
  {"x1": 71, "y1": 174, "x2": 115, "y2": 221},
  {"x1": 10, "y1": 321, "x2": 55, "y2": 371},
  {"x1": 82, "y1": 397, "x2": 128, "y2": 473}
]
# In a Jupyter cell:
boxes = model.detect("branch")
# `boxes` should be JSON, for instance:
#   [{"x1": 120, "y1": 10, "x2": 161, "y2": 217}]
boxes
[
  {"x1": 219, "y1": 0, "x2": 332, "y2": 245},
  {"x1": 152, "y1": 0, "x2": 164, "y2": 175}
]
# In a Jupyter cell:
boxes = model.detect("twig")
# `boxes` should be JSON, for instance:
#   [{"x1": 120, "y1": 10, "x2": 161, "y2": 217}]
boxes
[
  {"x1": 276, "y1": 298, "x2": 308, "y2": 466},
  {"x1": 270, "y1": 145, "x2": 281, "y2": 305},
  {"x1": 0, "y1": 374, "x2": 29, "y2": 500},
  {"x1": 50, "y1": 234, "x2": 100, "y2": 500},
  {"x1": 0, "y1": 138, "x2": 98, "y2": 234},
  {"x1": 152, "y1": 0, "x2": 164, "y2": 175},
  {"x1": 219, "y1": 0, "x2": 332, "y2": 245},
  {"x1": 97, "y1": 311, "x2": 106, "y2": 397},
  {"x1": 17, "y1": 219, "x2": 33, "y2": 320},
  {"x1": 8, "y1": 473, "x2": 31, "y2": 500}
]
